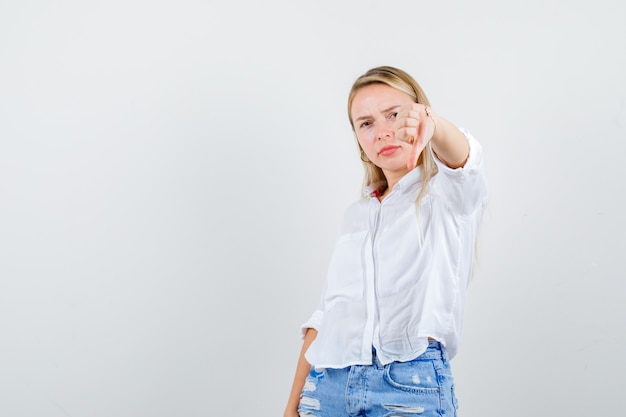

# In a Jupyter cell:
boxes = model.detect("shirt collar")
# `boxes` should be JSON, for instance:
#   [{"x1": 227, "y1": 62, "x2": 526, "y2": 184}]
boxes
[{"x1": 362, "y1": 167, "x2": 424, "y2": 199}]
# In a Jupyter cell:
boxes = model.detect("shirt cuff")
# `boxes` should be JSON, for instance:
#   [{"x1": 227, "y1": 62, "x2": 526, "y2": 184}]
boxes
[
  {"x1": 432, "y1": 127, "x2": 483, "y2": 175},
  {"x1": 300, "y1": 310, "x2": 323, "y2": 339}
]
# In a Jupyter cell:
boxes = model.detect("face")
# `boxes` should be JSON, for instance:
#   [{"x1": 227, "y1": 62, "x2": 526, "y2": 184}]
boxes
[{"x1": 350, "y1": 83, "x2": 414, "y2": 177}]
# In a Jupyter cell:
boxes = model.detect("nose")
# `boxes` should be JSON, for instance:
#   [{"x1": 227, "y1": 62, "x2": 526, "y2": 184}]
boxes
[{"x1": 376, "y1": 121, "x2": 394, "y2": 140}]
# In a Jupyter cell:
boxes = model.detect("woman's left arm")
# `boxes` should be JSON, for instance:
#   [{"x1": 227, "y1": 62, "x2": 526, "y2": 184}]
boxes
[{"x1": 429, "y1": 113, "x2": 470, "y2": 169}]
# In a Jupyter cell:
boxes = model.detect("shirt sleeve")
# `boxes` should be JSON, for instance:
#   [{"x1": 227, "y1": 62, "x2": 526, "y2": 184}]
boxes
[
  {"x1": 300, "y1": 309, "x2": 324, "y2": 339},
  {"x1": 430, "y1": 128, "x2": 489, "y2": 215}
]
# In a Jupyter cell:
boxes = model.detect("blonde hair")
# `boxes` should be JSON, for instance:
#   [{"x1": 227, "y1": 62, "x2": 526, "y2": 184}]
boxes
[{"x1": 347, "y1": 66, "x2": 438, "y2": 202}]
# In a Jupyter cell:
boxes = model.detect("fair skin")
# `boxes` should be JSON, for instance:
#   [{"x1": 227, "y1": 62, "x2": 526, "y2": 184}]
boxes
[
  {"x1": 352, "y1": 83, "x2": 469, "y2": 199},
  {"x1": 283, "y1": 328, "x2": 317, "y2": 417},
  {"x1": 283, "y1": 83, "x2": 470, "y2": 417}
]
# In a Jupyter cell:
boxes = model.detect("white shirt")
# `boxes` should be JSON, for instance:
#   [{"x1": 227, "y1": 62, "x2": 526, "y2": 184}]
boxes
[{"x1": 301, "y1": 129, "x2": 488, "y2": 367}]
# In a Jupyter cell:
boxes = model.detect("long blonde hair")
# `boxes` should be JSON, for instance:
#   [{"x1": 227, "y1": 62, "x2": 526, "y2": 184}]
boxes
[{"x1": 347, "y1": 66, "x2": 438, "y2": 202}]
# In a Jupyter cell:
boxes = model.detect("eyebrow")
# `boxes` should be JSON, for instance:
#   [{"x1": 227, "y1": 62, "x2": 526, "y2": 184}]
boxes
[{"x1": 353, "y1": 105, "x2": 401, "y2": 123}]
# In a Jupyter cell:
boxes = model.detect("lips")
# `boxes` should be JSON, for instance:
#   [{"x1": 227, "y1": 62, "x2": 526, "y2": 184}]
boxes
[{"x1": 378, "y1": 145, "x2": 400, "y2": 156}]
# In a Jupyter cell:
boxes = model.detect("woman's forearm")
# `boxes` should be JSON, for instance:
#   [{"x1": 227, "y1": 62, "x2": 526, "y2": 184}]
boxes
[
  {"x1": 283, "y1": 328, "x2": 318, "y2": 417},
  {"x1": 430, "y1": 114, "x2": 470, "y2": 169}
]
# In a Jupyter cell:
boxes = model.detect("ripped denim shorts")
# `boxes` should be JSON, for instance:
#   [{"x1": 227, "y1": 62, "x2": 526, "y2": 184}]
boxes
[{"x1": 298, "y1": 340, "x2": 458, "y2": 417}]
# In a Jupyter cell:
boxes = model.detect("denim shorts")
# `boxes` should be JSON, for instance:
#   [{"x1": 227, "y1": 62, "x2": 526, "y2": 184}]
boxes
[{"x1": 298, "y1": 340, "x2": 458, "y2": 417}]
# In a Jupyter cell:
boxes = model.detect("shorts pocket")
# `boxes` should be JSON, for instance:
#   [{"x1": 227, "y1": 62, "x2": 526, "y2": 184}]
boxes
[{"x1": 384, "y1": 359, "x2": 440, "y2": 394}]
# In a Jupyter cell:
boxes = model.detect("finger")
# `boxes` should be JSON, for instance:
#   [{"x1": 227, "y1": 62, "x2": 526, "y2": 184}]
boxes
[
  {"x1": 411, "y1": 108, "x2": 435, "y2": 146},
  {"x1": 417, "y1": 111, "x2": 435, "y2": 143},
  {"x1": 407, "y1": 138, "x2": 425, "y2": 170},
  {"x1": 397, "y1": 126, "x2": 418, "y2": 144},
  {"x1": 396, "y1": 127, "x2": 418, "y2": 144},
  {"x1": 396, "y1": 109, "x2": 420, "y2": 124}
]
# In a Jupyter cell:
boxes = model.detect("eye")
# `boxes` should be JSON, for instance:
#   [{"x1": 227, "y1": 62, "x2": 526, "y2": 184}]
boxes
[
  {"x1": 360, "y1": 120, "x2": 372, "y2": 128},
  {"x1": 389, "y1": 112, "x2": 398, "y2": 119}
]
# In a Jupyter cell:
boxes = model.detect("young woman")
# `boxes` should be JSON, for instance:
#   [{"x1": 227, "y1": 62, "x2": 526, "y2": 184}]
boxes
[{"x1": 284, "y1": 66, "x2": 488, "y2": 417}]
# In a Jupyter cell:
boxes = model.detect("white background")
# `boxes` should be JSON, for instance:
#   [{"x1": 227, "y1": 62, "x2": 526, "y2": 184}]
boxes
[{"x1": 1, "y1": 1, "x2": 625, "y2": 416}]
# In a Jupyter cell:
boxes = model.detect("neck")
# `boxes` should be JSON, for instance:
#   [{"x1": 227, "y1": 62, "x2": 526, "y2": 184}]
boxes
[
  {"x1": 380, "y1": 161, "x2": 422, "y2": 201},
  {"x1": 377, "y1": 171, "x2": 402, "y2": 201},
  {"x1": 382, "y1": 169, "x2": 408, "y2": 194},
  {"x1": 382, "y1": 154, "x2": 423, "y2": 195}
]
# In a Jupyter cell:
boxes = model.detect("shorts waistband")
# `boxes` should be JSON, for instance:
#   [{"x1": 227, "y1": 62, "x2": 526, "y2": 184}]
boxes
[{"x1": 371, "y1": 339, "x2": 448, "y2": 365}]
